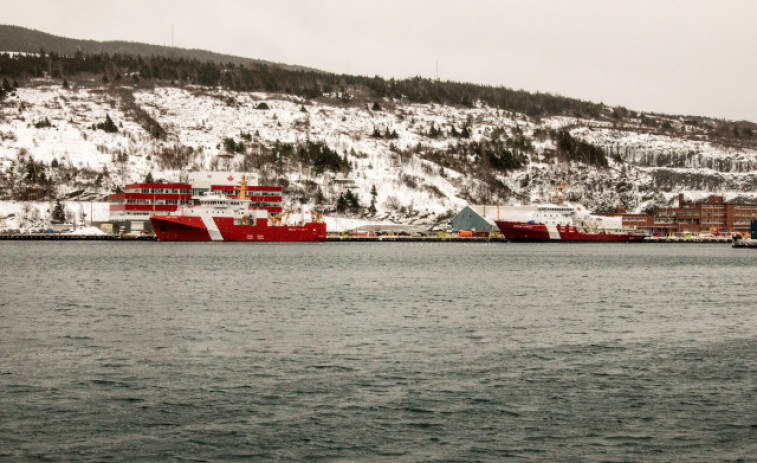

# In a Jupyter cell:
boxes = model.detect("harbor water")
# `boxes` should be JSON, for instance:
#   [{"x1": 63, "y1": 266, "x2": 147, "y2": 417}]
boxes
[{"x1": 0, "y1": 242, "x2": 755, "y2": 462}]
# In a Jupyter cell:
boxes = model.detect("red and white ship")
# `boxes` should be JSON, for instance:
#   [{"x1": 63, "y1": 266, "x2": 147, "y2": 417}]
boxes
[
  {"x1": 150, "y1": 176, "x2": 326, "y2": 242},
  {"x1": 495, "y1": 203, "x2": 645, "y2": 242}
]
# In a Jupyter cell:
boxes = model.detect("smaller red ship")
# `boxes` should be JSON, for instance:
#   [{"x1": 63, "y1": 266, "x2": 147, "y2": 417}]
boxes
[
  {"x1": 495, "y1": 218, "x2": 645, "y2": 242},
  {"x1": 494, "y1": 184, "x2": 645, "y2": 242}
]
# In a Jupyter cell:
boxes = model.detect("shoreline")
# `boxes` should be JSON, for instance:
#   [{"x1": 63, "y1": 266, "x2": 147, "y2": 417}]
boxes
[{"x1": 0, "y1": 234, "x2": 735, "y2": 243}]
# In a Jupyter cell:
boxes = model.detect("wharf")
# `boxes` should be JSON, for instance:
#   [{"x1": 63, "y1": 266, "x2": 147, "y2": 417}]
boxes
[
  {"x1": 644, "y1": 236, "x2": 731, "y2": 243},
  {"x1": 327, "y1": 235, "x2": 507, "y2": 242},
  {"x1": 0, "y1": 233, "x2": 154, "y2": 241},
  {"x1": 0, "y1": 234, "x2": 740, "y2": 244}
]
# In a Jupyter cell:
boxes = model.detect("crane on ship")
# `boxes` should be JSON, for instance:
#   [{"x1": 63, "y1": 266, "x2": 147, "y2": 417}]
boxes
[
  {"x1": 269, "y1": 211, "x2": 291, "y2": 226},
  {"x1": 310, "y1": 209, "x2": 323, "y2": 224}
]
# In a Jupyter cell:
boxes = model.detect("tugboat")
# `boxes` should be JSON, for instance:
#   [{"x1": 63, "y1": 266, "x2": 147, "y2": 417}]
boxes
[{"x1": 150, "y1": 176, "x2": 326, "y2": 242}]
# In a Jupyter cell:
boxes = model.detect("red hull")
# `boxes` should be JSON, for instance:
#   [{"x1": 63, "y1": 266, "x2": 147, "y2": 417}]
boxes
[
  {"x1": 495, "y1": 221, "x2": 644, "y2": 242},
  {"x1": 150, "y1": 216, "x2": 327, "y2": 242}
]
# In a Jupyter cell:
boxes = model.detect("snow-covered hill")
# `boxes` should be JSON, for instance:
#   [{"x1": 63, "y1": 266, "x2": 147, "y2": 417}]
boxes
[{"x1": 2, "y1": 78, "x2": 757, "y2": 229}]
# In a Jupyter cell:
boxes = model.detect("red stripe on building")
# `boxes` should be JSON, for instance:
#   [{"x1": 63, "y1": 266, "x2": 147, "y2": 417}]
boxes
[
  {"x1": 109, "y1": 204, "x2": 180, "y2": 212},
  {"x1": 109, "y1": 193, "x2": 193, "y2": 201},
  {"x1": 211, "y1": 185, "x2": 282, "y2": 192},
  {"x1": 123, "y1": 183, "x2": 192, "y2": 190},
  {"x1": 223, "y1": 195, "x2": 283, "y2": 202}
]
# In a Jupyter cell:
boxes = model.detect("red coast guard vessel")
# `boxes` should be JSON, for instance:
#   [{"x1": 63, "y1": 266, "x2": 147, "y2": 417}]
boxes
[
  {"x1": 150, "y1": 176, "x2": 326, "y2": 242},
  {"x1": 495, "y1": 209, "x2": 645, "y2": 242},
  {"x1": 494, "y1": 186, "x2": 644, "y2": 242}
]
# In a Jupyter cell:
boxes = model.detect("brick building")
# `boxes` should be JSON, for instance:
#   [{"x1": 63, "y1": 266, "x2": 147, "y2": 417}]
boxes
[{"x1": 621, "y1": 193, "x2": 757, "y2": 236}]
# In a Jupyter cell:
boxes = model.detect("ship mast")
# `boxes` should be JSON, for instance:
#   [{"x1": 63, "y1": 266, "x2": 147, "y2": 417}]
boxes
[
  {"x1": 555, "y1": 181, "x2": 564, "y2": 205},
  {"x1": 235, "y1": 175, "x2": 248, "y2": 201}
]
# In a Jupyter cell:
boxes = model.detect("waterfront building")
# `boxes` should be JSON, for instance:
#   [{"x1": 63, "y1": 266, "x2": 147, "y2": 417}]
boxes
[
  {"x1": 450, "y1": 205, "x2": 501, "y2": 232},
  {"x1": 621, "y1": 193, "x2": 757, "y2": 235},
  {"x1": 108, "y1": 182, "x2": 192, "y2": 232}
]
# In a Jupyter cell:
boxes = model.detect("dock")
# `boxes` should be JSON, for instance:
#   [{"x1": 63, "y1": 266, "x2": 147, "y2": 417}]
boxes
[
  {"x1": 0, "y1": 233, "x2": 153, "y2": 241},
  {"x1": 645, "y1": 236, "x2": 732, "y2": 244},
  {"x1": 732, "y1": 238, "x2": 757, "y2": 248},
  {"x1": 0, "y1": 233, "x2": 742, "y2": 244},
  {"x1": 326, "y1": 235, "x2": 507, "y2": 242}
]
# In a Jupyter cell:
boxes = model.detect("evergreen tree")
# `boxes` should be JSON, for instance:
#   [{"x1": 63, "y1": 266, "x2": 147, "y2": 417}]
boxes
[
  {"x1": 369, "y1": 184, "x2": 377, "y2": 215},
  {"x1": 223, "y1": 137, "x2": 237, "y2": 153},
  {"x1": 336, "y1": 193, "x2": 347, "y2": 213},
  {"x1": 145, "y1": 171, "x2": 154, "y2": 183},
  {"x1": 344, "y1": 190, "x2": 361, "y2": 213},
  {"x1": 429, "y1": 124, "x2": 441, "y2": 138},
  {"x1": 96, "y1": 114, "x2": 118, "y2": 133},
  {"x1": 34, "y1": 117, "x2": 52, "y2": 128},
  {"x1": 52, "y1": 199, "x2": 65, "y2": 223}
]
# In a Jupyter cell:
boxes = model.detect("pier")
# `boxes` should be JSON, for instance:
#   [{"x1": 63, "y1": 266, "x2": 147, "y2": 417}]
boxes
[
  {"x1": 0, "y1": 233, "x2": 153, "y2": 241},
  {"x1": 732, "y1": 238, "x2": 757, "y2": 248},
  {"x1": 0, "y1": 233, "x2": 739, "y2": 243},
  {"x1": 326, "y1": 235, "x2": 508, "y2": 242}
]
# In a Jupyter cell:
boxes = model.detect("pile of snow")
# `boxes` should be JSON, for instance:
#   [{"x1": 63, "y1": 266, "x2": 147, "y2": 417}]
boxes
[
  {"x1": 65, "y1": 226, "x2": 106, "y2": 236},
  {"x1": 0, "y1": 200, "x2": 110, "y2": 230},
  {"x1": 323, "y1": 215, "x2": 395, "y2": 233}
]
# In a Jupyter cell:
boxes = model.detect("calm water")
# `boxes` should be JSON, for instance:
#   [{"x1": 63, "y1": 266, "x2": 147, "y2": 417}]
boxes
[{"x1": 0, "y1": 242, "x2": 755, "y2": 462}]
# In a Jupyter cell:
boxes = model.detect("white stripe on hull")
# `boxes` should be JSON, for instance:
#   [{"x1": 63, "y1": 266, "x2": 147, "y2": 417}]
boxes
[
  {"x1": 545, "y1": 223, "x2": 561, "y2": 240},
  {"x1": 200, "y1": 215, "x2": 224, "y2": 241}
]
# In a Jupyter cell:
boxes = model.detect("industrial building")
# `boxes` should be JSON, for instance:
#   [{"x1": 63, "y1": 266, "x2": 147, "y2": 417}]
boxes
[
  {"x1": 450, "y1": 205, "x2": 500, "y2": 232},
  {"x1": 621, "y1": 193, "x2": 757, "y2": 236},
  {"x1": 450, "y1": 204, "x2": 539, "y2": 233}
]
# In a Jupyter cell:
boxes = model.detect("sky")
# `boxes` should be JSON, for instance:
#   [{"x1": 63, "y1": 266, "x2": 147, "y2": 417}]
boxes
[{"x1": 4, "y1": 0, "x2": 756, "y2": 122}]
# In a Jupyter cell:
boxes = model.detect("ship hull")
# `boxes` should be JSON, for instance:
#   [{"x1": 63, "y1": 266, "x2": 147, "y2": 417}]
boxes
[
  {"x1": 495, "y1": 221, "x2": 644, "y2": 242},
  {"x1": 151, "y1": 216, "x2": 327, "y2": 242}
]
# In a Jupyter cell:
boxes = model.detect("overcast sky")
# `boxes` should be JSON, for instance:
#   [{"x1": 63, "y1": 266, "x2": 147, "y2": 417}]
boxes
[{"x1": 5, "y1": 0, "x2": 756, "y2": 122}]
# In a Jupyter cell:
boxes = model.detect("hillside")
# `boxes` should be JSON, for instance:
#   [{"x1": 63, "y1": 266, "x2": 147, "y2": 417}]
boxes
[
  {"x1": 0, "y1": 25, "x2": 307, "y2": 71},
  {"x1": 3, "y1": 76, "x2": 757, "y2": 224},
  {"x1": 1, "y1": 43, "x2": 757, "y2": 230}
]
